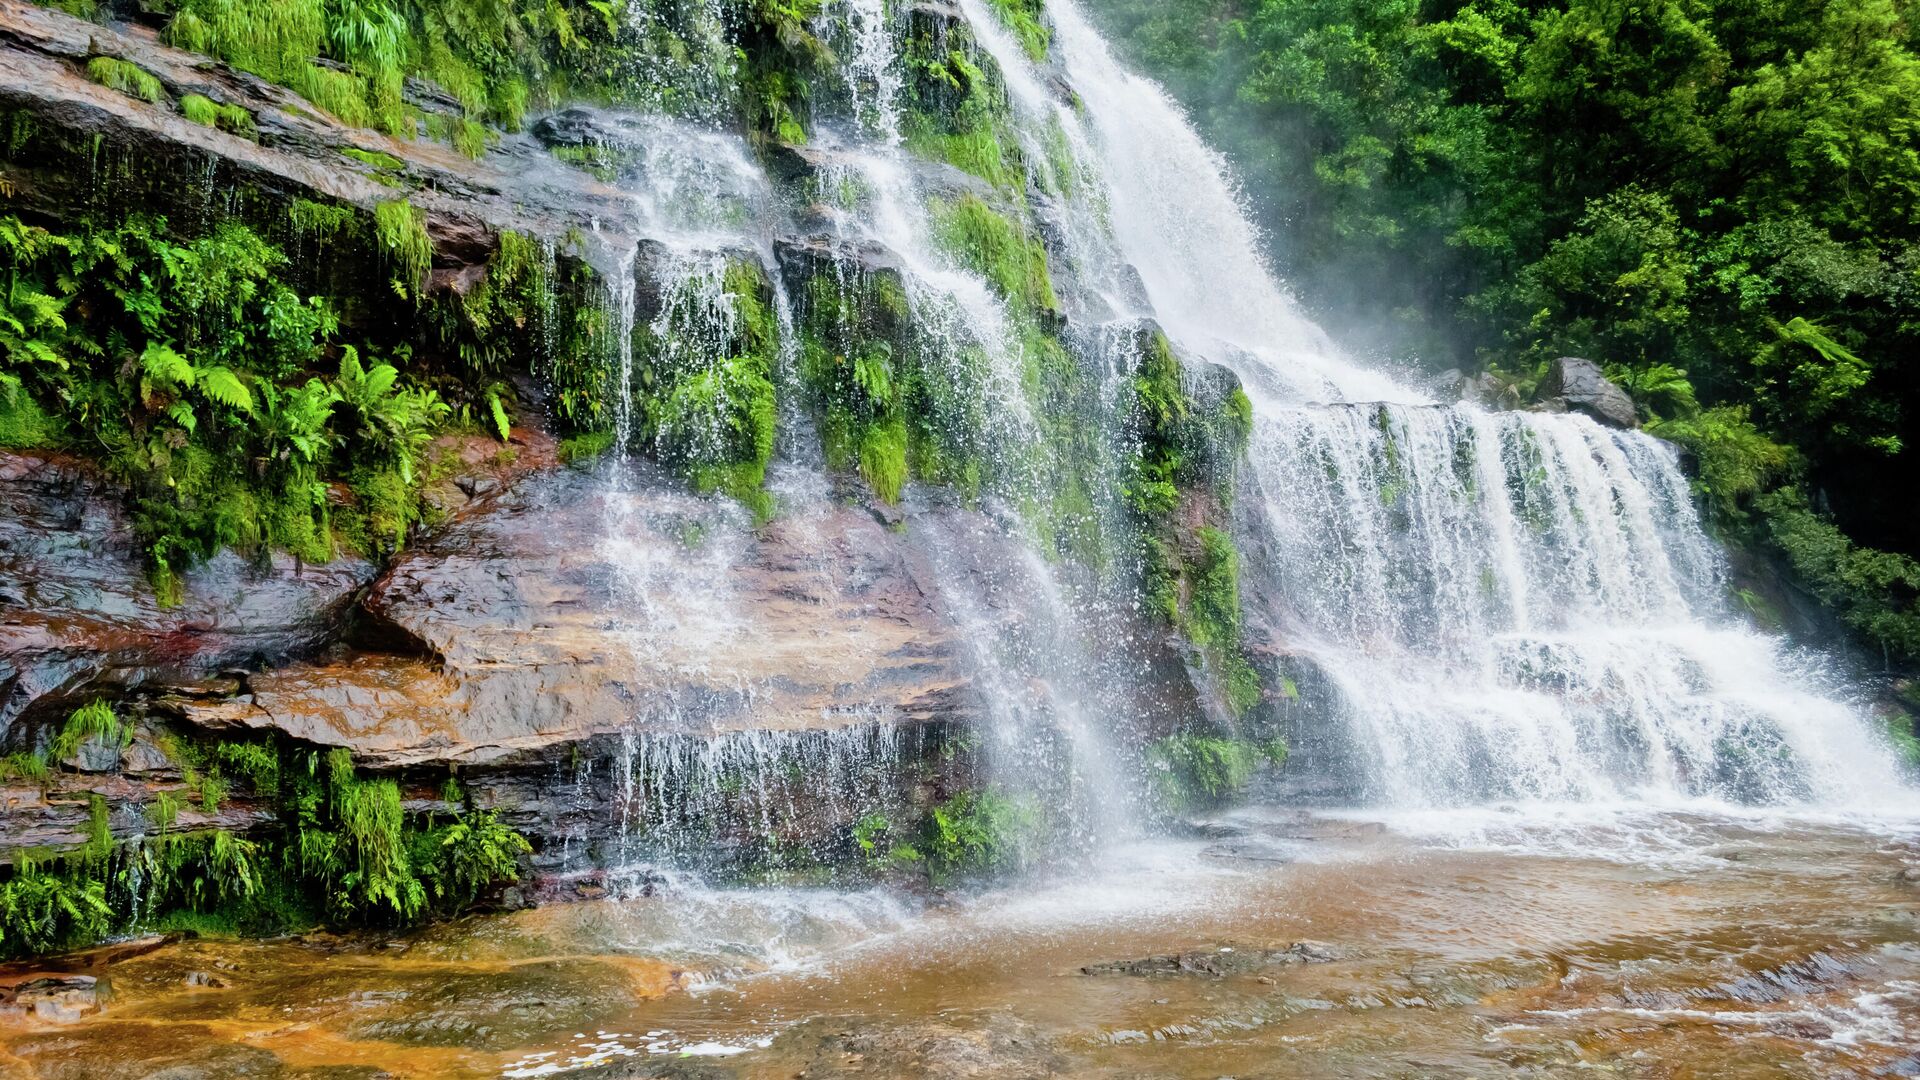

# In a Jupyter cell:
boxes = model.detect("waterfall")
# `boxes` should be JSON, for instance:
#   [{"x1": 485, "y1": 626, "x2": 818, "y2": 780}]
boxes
[
  {"x1": 963, "y1": 0, "x2": 1917, "y2": 811},
  {"x1": 555, "y1": 0, "x2": 1912, "y2": 849}
]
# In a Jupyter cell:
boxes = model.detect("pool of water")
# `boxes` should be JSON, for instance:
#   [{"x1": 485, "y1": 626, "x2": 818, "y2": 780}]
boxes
[{"x1": 5, "y1": 806, "x2": 1918, "y2": 1078}]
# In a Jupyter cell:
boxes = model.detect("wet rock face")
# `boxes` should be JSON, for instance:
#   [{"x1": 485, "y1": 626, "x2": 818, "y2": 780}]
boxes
[
  {"x1": 0, "y1": 975, "x2": 102, "y2": 1022},
  {"x1": 1537, "y1": 356, "x2": 1639, "y2": 429},
  {"x1": 763, "y1": 1013, "x2": 1068, "y2": 1080},
  {"x1": 176, "y1": 464, "x2": 985, "y2": 769},
  {"x1": 0, "y1": 451, "x2": 375, "y2": 739}
]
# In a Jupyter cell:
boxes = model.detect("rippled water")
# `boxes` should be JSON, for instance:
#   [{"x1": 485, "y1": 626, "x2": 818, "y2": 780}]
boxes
[{"x1": 9, "y1": 809, "x2": 1918, "y2": 1078}]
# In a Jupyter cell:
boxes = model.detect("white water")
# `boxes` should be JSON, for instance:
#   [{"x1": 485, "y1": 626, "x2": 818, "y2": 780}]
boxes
[{"x1": 963, "y1": 0, "x2": 1918, "y2": 813}]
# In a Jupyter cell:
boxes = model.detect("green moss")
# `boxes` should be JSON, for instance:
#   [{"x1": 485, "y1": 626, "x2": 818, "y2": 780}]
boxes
[
  {"x1": 637, "y1": 260, "x2": 779, "y2": 515},
  {"x1": 451, "y1": 117, "x2": 489, "y2": 160},
  {"x1": 930, "y1": 194, "x2": 1058, "y2": 319},
  {"x1": 857, "y1": 413, "x2": 909, "y2": 503},
  {"x1": 0, "y1": 391, "x2": 65, "y2": 449},
  {"x1": 1148, "y1": 733, "x2": 1286, "y2": 810},
  {"x1": 288, "y1": 197, "x2": 355, "y2": 240},
  {"x1": 341, "y1": 146, "x2": 406, "y2": 174},
  {"x1": 558, "y1": 430, "x2": 616, "y2": 465},
  {"x1": 983, "y1": 0, "x2": 1051, "y2": 61},
  {"x1": 86, "y1": 57, "x2": 165, "y2": 104},
  {"x1": 179, "y1": 93, "x2": 256, "y2": 137},
  {"x1": 902, "y1": 41, "x2": 1021, "y2": 190}
]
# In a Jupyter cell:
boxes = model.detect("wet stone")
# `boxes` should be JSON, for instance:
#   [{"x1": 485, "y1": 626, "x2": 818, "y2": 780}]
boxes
[
  {"x1": 1080, "y1": 941, "x2": 1338, "y2": 979},
  {"x1": 0, "y1": 975, "x2": 102, "y2": 1022}
]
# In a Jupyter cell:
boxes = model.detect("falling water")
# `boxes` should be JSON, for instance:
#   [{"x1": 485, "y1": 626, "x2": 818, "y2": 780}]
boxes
[{"x1": 966, "y1": 0, "x2": 1917, "y2": 812}]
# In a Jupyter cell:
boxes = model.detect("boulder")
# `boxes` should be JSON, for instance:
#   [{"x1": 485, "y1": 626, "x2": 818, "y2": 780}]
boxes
[{"x1": 1537, "y1": 357, "x2": 1638, "y2": 429}]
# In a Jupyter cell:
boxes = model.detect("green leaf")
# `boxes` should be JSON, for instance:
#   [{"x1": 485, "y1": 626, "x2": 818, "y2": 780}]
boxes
[
  {"x1": 198, "y1": 366, "x2": 255, "y2": 414},
  {"x1": 139, "y1": 342, "x2": 194, "y2": 389},
  {"x1": 486, "y1": 391, "x2": 511, "y2": 442}
]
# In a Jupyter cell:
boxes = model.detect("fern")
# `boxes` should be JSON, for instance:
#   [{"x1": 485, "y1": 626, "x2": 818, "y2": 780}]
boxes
[
  {"x1": 49, "y1": 700, "x2": 129, "y2": 762},
  {"x1": 198, "y1": 366, "x2": 255, "y2": 413},
  {"x1": 486, "y1": 390, "x2": 510, "y2": 441}
]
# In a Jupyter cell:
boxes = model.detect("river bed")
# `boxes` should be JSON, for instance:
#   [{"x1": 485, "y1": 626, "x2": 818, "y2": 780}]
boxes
[{"x1": 5, "y1": 807, "x2": 1918, "y2": 1079}]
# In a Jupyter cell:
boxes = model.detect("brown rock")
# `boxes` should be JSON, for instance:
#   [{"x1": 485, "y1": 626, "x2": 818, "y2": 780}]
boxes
[{"x1": 0, "y1": 451, "x2": 375, "y2": 738}]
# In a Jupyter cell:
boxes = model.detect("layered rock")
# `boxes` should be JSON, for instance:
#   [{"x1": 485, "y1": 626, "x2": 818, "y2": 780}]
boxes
[
  {"x1": 0, "y1": 451, "x2": 376, "y2": 738},
  {"x1": 0, "y1": 0, "x2": 639, "y2": 276},
  {"x1": 175, "y1": 464, "x2": 983, "y2": 770}
]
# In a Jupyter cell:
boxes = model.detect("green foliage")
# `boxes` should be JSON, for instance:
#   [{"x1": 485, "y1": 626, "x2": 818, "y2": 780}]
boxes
[
  {"x1": 0, "y1": 733, "x2": 531, "y2": 959},
  {"x1": 921, "y1": 789, "x2": 1041, "y2": 882},
  {"x1": 636, "y1": 260, "x2": 779, "y2": 515},
  {"x1": 86, "y1": 57, "x2": 165, "y2": 104},
  {"x1": 1148, "y1": 733, "x2": 1287, "y2": 810},
  {"x1": 1758, "y1": 490, "x2": 1920, "y2": 663},
  {"x1": 0, "y1": 209, "x2": 447, "y2": 589},
  {"x1": 322, "y1": 749, "x2": 422, "y2": 922},
  {"x1": 0, "y1": 856, "x2": 111, "y2": 956},
  {"x1": 558, "y1": 429, "x2": 615, "y2": 465},
  {"x1": 1883, "y1": 711, "x2": 1920, "y2": 769},
  {"x1": 373, "y1": 200, "x2": 432, "y2": 300},
  {"x1": 179, "y1": 93, "x2": 257, "y2": 136},
  {"x1": 333, "y1": 346, "x2": 448, "y2": 486},
  {"x1": 418, "y1": 809, "x2": 530, "y2": 910},
  {"x1": 49, "y1": 700, "x2": 129, "y2": 762},
  {"x1": 288, "y1": 198, "x2": 356, "y2": 240},
  {"x1": 1185, "y1": 527, "x2": 1261, "y2": 715},
  {"x1": 1647, "y1": 405, "x2": 1790, "y2": 521},
  {"x1": 0, "y1": 752, "x2": 49, "y2": 786},
  {"x1": 148, "y1": 790, "x2": 180, "y2": 834},
  {"x1": 215, "y1": 740, "x2": 280, "y2": 794}
]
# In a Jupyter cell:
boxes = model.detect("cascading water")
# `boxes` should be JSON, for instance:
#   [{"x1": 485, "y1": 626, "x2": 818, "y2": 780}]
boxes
[
  {"x1": 555, "y1": 0, "x2": 1913, "y2": 889},
  {"x1": 964, "y1": 0, "x2": 1917, "y2": 812}
]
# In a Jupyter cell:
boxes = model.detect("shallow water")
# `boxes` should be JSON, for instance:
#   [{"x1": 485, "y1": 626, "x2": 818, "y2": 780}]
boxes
[{"x1": 6, "y1": 808, "x2": 1919, "y2": 1078}]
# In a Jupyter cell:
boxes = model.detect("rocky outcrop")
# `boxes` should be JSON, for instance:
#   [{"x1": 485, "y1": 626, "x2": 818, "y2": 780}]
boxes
[
  {"x1": 0, "y1": 0, "x2": 639, "y2": 275},
  {"x1": 0, "y1": 451, "x2": 376, "y2": 739},
  {"x1": 1536, "y1": 356, "x2": 1638, "y2": 429},
  {"x1": 171, "y1": 464, "x2": 987, "y2": 770}
]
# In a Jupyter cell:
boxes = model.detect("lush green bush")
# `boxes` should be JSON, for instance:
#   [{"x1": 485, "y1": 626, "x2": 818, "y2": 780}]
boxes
[
  {"x1": 0, "y1": 732, "x2": 535, "y2": 959},
  {"x1": 921, "y1": 789, "x2": 1041, "y2": 882},
  {"x1": 0, "y1": 211, "x2": 452, "y2": 586}
]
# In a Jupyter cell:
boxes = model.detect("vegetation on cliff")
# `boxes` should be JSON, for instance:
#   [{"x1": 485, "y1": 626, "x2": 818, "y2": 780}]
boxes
[
  {"x1": 0, "y1": 706, "x2": 530, "y2": 959},
  {"x1": 1091, "y1": 0, "x2": 1920, "y2": 663}
]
